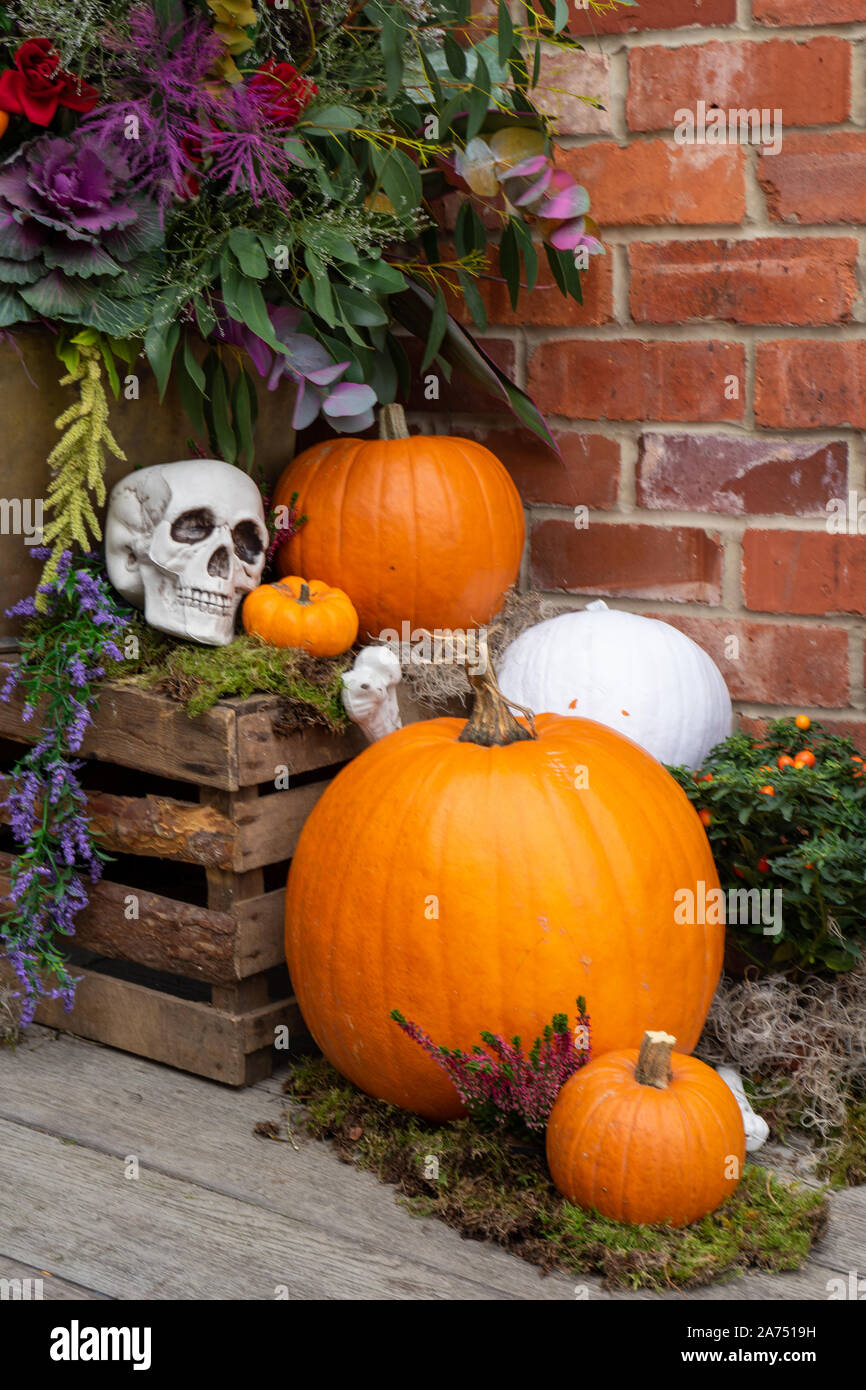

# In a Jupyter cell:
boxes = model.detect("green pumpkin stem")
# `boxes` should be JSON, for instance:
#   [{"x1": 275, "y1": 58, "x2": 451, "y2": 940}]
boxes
[
  {"x1": 459, "y1": 659, "x2": 537, "y2": 748},
  {"x1": 378, "y1": 403, "x2": 410, "y2": 441},
  {"x1": 297, "y1": 582, "x2": 312, "y2": 604},
  {"x1": 635, "y1": 1030, "x2": 676, "y2": 1089}
]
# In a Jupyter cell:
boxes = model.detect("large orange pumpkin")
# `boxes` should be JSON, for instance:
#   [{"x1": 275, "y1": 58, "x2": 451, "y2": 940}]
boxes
[
  {"x1": 546, "y1": 1030, "x2": 745, "y2": 1226},
  {"x1": 271, "y1": 405, "x2": 524, "y2": 639},
  {"x1": 285, "y1": 667, "x2": 724, "y2": 1120}
]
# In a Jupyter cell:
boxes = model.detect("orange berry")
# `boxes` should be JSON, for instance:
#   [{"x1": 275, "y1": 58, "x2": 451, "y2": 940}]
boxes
[
  {"x1": 804, "y1": 862, "x2": 814, "y2": 870},
  {"x1": 852, "y1": 755, "x2": 863, "y2": 764},
  {"x1": 698, "y1": 808, "x2": 712, "y2": 827},
  {"x1": 795, "y1": 715, "x2": 811, "y2": 731},
  {"x1": 760, "y1": 784, "x2": 775, "y2": 796},
  {"x1": 700, "y1": 773, "x2": 713, "y2": 783},
  {"x1": 759, "y1": 765, "x2": 774, "y2": 773},
  {"x1": 777, "y1": 755, "x2": 796, "y2": 770},
  {"x1": 794, "y1": 749, "x2": 816, "y2": 769}
]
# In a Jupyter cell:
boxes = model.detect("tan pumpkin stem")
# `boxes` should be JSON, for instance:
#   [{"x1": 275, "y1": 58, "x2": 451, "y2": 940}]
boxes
[
  {"x1": 635, "y1": 1030, "x2": 677, "y2": 1089},
  {"x1": 297, "y1": 582, "x2": 312, "y2": 604},
  {"x1": 458, "y1": 660, "x2": 537, "y2": 747},
  {"x1": 378, "y1": 403, "x2": 411, "y2": 440}
]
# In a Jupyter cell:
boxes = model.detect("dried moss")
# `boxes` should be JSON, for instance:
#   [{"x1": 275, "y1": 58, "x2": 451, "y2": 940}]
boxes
[
  {"x1": 108, "y1": 616, "x2": 351, "y2": 728},
  {"x1": 818, "y1": 1096, "x2": 866, "y2": 1189},
  {"x1": 277, "y1": 1056, "x2": 828, "y2": 1293}
]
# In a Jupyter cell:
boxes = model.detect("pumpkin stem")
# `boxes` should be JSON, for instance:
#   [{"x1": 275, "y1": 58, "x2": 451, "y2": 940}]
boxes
[
  {"x1": 297, "y1": 582, "x2": 312, "y2": 604},
  {"x1": 378, "y1": 403, "x2": 410, "y2": 441},
  {"x1": 458, "y1": 659, "x2": 537, "y2": 747},
  {"x1": 634, "y1": 1030, "x2": 676, "y2": 1089}
]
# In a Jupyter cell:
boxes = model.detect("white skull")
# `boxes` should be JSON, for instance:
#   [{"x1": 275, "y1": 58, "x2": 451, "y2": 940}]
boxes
[{"x1": 105, "y1": 460, "x2": 268, "y2": 646}]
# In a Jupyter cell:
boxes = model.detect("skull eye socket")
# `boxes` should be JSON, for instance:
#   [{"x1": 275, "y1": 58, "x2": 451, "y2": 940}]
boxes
[
  {"x1": 171, "y1": 509, "x2": 215, "y2": 544},
  {"x1": 233, "y1": 519, "x2": 265, "y2": 565}
]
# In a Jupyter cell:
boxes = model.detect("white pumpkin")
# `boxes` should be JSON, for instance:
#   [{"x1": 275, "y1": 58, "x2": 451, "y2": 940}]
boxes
[{"x1": 498, "y1": 600, "x2": 732, "y2": 768}]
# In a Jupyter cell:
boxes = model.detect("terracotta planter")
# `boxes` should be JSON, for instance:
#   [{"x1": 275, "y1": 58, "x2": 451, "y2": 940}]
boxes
[{"x1": 0, "y1": 327, "x2": 296, "y2": 644}]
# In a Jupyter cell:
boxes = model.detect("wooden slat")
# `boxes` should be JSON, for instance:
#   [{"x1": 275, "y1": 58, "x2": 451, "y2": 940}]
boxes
[
  {"x1": 0, "y1": 852, "x2": 240, "y2": 985},
  {"x1": 235, "y1": 695, "x2": 362, "y2": 786},
  {"x1": 0, "y1": 774, "x2": 236, "y2": 868},
  {"x1": 232, "y1": 781, "x2": 329, "y2": 871},
  {"x1": 235, "y1": 888, "x2": 287, "y2": 976},
  {"x1": 32, "y1": 967, "x2": 296, "y2": 1085},
  {"x1": 0, "y1": 668, "x2": 239, "y2": 789}
]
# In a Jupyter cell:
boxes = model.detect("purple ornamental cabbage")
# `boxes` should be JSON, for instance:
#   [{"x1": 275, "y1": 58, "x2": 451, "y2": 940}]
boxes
[{"x1": 0, "y1": 134, "x2": 163, "y2": 332}]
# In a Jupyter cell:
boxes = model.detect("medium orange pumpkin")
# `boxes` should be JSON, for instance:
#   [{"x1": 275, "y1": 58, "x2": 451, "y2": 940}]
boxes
[
  {"x1": 285, "y1": 667, "x2": 724, "y2": 1120},
  {"x1": 546, "y1": 1030, "x2": 745, "y2": 1226},
  {"x1": 242, "y1": 576, "x2": 358, "y2": 657},
  {"x1": 271, "y1": 404, "x2": 524, "y2": 640}
]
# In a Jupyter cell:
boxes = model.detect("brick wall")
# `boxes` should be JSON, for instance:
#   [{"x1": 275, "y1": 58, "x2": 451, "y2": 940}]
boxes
[{"x1": 423, "y1": 1, "x2": 866, "y2": 751}]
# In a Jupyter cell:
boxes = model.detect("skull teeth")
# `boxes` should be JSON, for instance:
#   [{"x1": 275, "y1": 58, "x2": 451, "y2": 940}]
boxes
[{"x1": 176, "y1": 586, "x2": 232, "y2": 613}]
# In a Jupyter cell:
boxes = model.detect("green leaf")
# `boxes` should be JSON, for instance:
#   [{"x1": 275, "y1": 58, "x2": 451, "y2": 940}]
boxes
[
  {"x1": 421, "y1": 286, "x2": 448, "y2": 371},
  {"x1": 302, "y1": 248, "x2": 337, "y2": 326},
  {"x1": 299, "y1": 103, "x2": 363, "y2": 136},
  {"x1": 175, "y1": 347, "x2": 206, "y2": 438},
  {"x1": 443, "y1": 34, "x2": 466, "y2": 78},
  {"x1": 512, "y1": 217, "x2": 539, "y2": 292},
  {"x1": 210, "y1": 360, "x2": 237, "y2": 465},
  {"x1": 232, "y1": 368, "x2": 255, "y2": 469},
  {"x1": 183, "y1": 334, "x2": 206, "y2": 393},
  {"x1": 497, "y1": 0, "x2": 514, "y2": 64},
  {"x1": 228, "y1": 227, "x2": 269, "y2": 279},
  {"x1": 371, "y1": 145, "x2": 423, "y2": 220},
  {"x1": 500, "y1": 221, "x2": 521, "y2": 311},
  {"x1": 457, "y1": 269, "x2": 487, "y2": 331},
  {"x1": 334, "y1": 283, "x2": 389, "y2": 328},
  {"x1": 554, "y1": 0, "x2": 569, "y2": 31},
  {"x1": 466, "y1": 54, "x2": 491, "y2": 142},
  {"x1": 144, "y1": 320, "x2": 179, "y2": 401}
]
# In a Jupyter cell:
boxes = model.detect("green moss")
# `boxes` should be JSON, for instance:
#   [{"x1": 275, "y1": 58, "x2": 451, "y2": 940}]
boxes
[
  {"x1": 107, "y1": 616, "x2": 351, "y2": 727},
  {"x1": 818, "y1": 1095, "x2": 866, "y2": 1189},
  {"x1": 280, "y1": 1057, "x2": 829, "y2": 1292}
]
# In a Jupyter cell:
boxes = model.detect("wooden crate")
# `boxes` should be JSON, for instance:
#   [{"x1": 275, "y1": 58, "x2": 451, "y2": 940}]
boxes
[{"x1": 0, "y1": 674, "x2": 365, "y2": 1084}]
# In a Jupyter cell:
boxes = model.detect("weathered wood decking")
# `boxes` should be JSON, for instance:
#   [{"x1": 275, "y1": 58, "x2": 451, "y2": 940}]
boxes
[{"x1": 0, "y1": 1027, "x2": 863, "y2": 1301}]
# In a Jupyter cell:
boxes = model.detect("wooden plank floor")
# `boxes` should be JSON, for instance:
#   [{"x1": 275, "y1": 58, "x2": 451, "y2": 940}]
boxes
[{"x1": 0, "y1": 1027, "x2": 863, "y2": 1301}]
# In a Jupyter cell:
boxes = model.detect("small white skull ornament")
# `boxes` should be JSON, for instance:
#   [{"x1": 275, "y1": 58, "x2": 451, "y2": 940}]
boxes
[{"x1": 105, "y1": 460, "x2": 268, "y2": 646}]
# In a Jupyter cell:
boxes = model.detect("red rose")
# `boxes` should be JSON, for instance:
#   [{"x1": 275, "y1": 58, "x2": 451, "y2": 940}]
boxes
[
  {"x1": 249, "y1": 61, "x2": 317, "y2": 129},
  {"x1": 0, "y1": 38, "x2": 98, "y2": 127}
]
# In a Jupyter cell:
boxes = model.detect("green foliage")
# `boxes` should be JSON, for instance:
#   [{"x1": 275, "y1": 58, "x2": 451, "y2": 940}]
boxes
[
  {"x1": 667, "y1": 719, "x2": 866, "y2": 974},
  {"x1": 281, "y1": 1056, "x2": 828, "y2": 1292},
  {"x1": 113, "y1": 619, "x2": 352, "y2": 726}
]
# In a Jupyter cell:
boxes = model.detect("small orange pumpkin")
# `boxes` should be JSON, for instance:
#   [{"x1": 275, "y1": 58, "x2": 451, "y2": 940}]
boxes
[
  {"x1": 243, "y1": 576, "x2": 358, "y2": 657},
  {"x1": 546, "y1": 1030, "x2": 745, "y2": 1227},
  {"x1": 271, "y1": 404, "x2": 524, "y2": 640}
]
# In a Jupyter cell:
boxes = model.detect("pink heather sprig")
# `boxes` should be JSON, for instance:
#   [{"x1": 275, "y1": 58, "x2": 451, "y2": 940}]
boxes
[{"x1": 391, "y1": 999, "x2": 591, "y2": 1134}]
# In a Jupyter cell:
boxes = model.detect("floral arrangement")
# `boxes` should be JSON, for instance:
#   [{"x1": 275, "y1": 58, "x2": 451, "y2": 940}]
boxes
[
  {"x1": 0, "y1": 1, "x2": 604, "y2": 552},
  {"x1": 391, "y1": 999, "x2": 591, "y2": 1134},
  {"x1": 669, "y1": 717, "x2": 866, "y2": 975}
]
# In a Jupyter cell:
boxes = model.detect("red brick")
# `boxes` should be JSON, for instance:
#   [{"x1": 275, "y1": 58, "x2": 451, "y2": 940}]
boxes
[
  {"x1": 629, "y1": 238, "x2": 857, "y2": 327},
  {"x1": 569, "y1": 0, "x2": 736, "y2": 35},
  {"x1": 534, "y1": 50, "x2": 612, "y2": 136},
  {"x1": 528, "y1": 340, "x2": 745, "y2": 423},
  {"x1": 756, "y1": 341, "x2": 866, "y2": 429},
  {"x1": 637, "y1": 434, "x2": 848, "y2": 516},
  {"x1": 755, "y1": 0, "x2": 866, "y2": 23},
  {"x1": 743, "y1": 530, "x2": 866, "y2": 615},
  {"x1": 405, "y1": 336, "x2": 516, "y2": 416},
  {"x1": 656, "y1": 615, "x2": 849, "y2": 706},
  {"x1": 758, "y1": 133, "x2": 866, "y2": 223},
  {"x1": 628, "y1": 39, "x2": 850, "y2": 132},
  {"x1": 556, "y1": 141, "x2": 745, "y2": 226},
  {"x1": 530, "y1": 521, "x2": 723, "y2": 602},
  {"x1": 461, "y1": 427, "x2": 619, "y2": 508},
  {"x1": 446, "y1": 243, "x2": 613, "y2": 328},
  {"x1": 740, "y1": 713, "x2": 866, "y2": 754}
]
